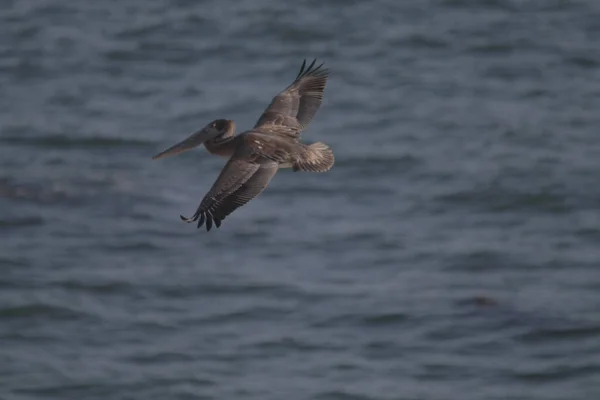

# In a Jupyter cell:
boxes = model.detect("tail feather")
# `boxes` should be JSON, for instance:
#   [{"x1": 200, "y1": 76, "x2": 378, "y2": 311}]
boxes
[{"x1": 293, "y1": 142, "x2": 334, "y2": 172}]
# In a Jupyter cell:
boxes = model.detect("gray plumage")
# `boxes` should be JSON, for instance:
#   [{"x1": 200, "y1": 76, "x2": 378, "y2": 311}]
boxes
[{"x1": 152, "y1": 59, "x2": 334, "y2": 231}]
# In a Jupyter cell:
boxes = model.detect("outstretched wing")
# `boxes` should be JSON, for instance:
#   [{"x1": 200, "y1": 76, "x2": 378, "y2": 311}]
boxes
[
  {"x1": 254, "y1": 59, "x2": 329, "y2": 138},
  {"x1": 180, "y1": 158, "x2": 278, "y2": 231}
]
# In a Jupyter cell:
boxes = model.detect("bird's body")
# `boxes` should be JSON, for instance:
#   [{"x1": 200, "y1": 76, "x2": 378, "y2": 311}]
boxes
[{"x1": 153, "y1": 59, "x2": 334, "y2": 231}]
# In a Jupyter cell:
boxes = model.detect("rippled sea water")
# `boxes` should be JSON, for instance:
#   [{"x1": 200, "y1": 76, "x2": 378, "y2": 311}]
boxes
[{"x1": 2, "y1": 0, "x2": 600, "y2": 399}]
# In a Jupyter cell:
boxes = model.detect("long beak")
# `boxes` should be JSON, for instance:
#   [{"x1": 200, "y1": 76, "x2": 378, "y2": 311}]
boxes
[{"x1": 152, "y1": 129, "x2": 214, "y2": 160}]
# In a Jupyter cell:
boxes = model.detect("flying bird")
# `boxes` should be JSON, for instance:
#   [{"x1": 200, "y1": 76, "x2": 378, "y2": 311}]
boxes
[{"x1": 152, "y1": 59, "x2": 334, "y2": 231}]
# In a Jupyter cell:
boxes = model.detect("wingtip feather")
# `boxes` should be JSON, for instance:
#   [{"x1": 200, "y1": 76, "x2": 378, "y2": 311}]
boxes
[{"x1": 295, "y1": 58, "x2": 328, "y2": 80}]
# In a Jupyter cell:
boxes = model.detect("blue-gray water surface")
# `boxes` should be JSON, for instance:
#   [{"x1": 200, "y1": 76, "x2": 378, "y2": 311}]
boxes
[{"x1": 2, "y1": 0, "x2": 600, "y2": 399}]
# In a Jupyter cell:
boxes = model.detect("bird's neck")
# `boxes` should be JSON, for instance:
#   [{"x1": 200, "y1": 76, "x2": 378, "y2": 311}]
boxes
[{"x1": 204, "y1": 135, "x2": 237, "y2": 157}]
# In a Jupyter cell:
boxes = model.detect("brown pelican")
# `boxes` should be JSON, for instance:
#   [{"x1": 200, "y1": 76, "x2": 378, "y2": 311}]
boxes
[{"x1": 152, "y1": 59, "x2": 334, "y2": 231}]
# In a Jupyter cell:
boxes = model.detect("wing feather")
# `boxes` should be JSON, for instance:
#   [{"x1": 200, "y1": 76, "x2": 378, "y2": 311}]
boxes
[
  {"x1": 254, "y1": 59, "x2": 329, "y2": 137},
  {"x1": 211, "y1": 164, "x2": 278, "y2": 227},
  {"x1": 180, "y1": 158, "x2": 259, "y2": 230},
  {"x1": 180, "y1": 155, "x2": 278, "y2": 231}
]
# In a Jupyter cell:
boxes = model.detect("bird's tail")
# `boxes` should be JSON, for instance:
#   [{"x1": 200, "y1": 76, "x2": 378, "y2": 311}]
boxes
[{"x1": 293, "y1": 142, "x2": 335, "y2": 172}]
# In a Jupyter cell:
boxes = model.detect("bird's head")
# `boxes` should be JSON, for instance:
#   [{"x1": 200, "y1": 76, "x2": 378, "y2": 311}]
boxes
[{"x1": 152, "y1": 119, "x2": 235, "y2": 160}]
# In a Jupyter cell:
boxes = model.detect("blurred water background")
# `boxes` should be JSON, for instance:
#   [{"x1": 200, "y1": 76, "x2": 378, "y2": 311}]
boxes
[{"x1": 2, "y1": 0, "x2": 600, "y2": 399}]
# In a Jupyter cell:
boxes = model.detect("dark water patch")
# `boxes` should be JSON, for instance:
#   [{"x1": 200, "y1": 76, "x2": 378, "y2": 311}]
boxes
[
  {"x1": 0, "y1": 256, "x2": 30, "y2": 268},
  {"x1": 421, "y1": 308, "x2": 530, "y2": 344},
  {"x1": 0, "y1": 216, "x2": 44, "y2": 229},
  {"x1": 521, "y1": 87, "x2": 550, "y2": 99},
  {"x1": 442, "y1": 250, "x2": 518, "y2": 272},
  {"x1": 52, "y1": 280, "x2": 137, "y2": 296},
  {"x1": 574, "y1": 226, "x2": 600, "y2": 241},
  {"x1": 415, "y1": 362, "x2": 463, "y2": 381},
  {"x1": 13, "y1": 384, "x2": 121, "y2": 399},
  {"x1": 362, "y1": 312, "x2": 409, "y2": 327},
  {"x1": 0, "y1": 134, "x2": 154, "y2": 149},
  {"x1": 511, "y1": 363, "x2": 600, "y2": 383},
  {"x1": 0, "y1": 330, "x2": 59, "y2": 345},
  {"x1": 335, "y1": 154, "x2": 420, "y2": 174},
  {"x1": 565, "y1": 55, "x2": 599, "y2": 69},
  {"x1": 48, "y1": 90, "x2": 87, "y2": 108},
  {"x1": 516, "y1": 323, "x2": 600, "y2": 344},
  {"x1": 150, "y1": 281, "x2": 307, "y2": 300},
  {"x1": 314, "y1": 391, "x2": 375, "y2": 400},
  {"x1": 251, "y1": 337, "x2": 345, "y2": 354},
  {"x1": 271, "y1": 184, "x2": 391, "y2": 199},
  {"x1": 252, "y1": 215, "x2": 280, "y2": 226},
  {"x1": 105, "y1": 42, "x2": 204, "y2": 66},
  {"x1": 127, "y1": 212, "x2": 156, "y2": 221},
  {"x1": 455, "y1": 296, "x2": 499, "y2": 308},
  {"x1": 184, "y1": 306, "x2": 293, "y2": 326},
  {"x1": 112, "y1": 19, "x2": 174, "y2": 41},
  {"x1": 132, "y1": 228, "x2": 197, "y2": 239},
  {"x1": 466, "y1": 42, "x2": 517, "y2": 55},
  {"x1": 360, "y1": 339, "x2": 408, "y2": 360},
  {"x1": 311, "y1": 312, "x2": 409, "y2": 329},
  {"x1": 330, "y1": 362, "x2": 365, "y2": 372},
  {"x1": 129, "y1": 319, "x2": 181, "y2": 335},
  {"x1": 0, "y1": 303, "x2": 93, "y2": 321},
  {"x1": 98, "y1": 241, "x2": 162, "y2": 253},
  {"x1": 113, "y1": 85, "x2": 162, "y2": 100},
  {"x1": 26, "y1": 3, "x2": 77, "y2": 19},
  {"x1": 290, "y1": 229, "x2": 404, "y2": 253},
  {"x1": 390, "y1": 34, "x2": 449, "y2": 50},
  {"x1": 0, "y1": 178, "x2": 69, "y2": 203},
  {"x1": 245, "y1": 21, "x2": 331, "y2": 45},
  {"x1": 144, "y1": 376, "x2": 217, "y2": 388},
  {"x1": 483, "y1": 64, "x2": 544, "y2": 82},
  {"x1": 441, "y1": 0, "x2": 516, "y2": 11},
  {"x1": 230, "y1": 227, "x2": 279, "y2": 243},
  {"x1": 437, "y1": 185, "x2": 571, "y2": 214},
  {"x1": 125, "y1": 351, "x2": 195, "y2": 365}
]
